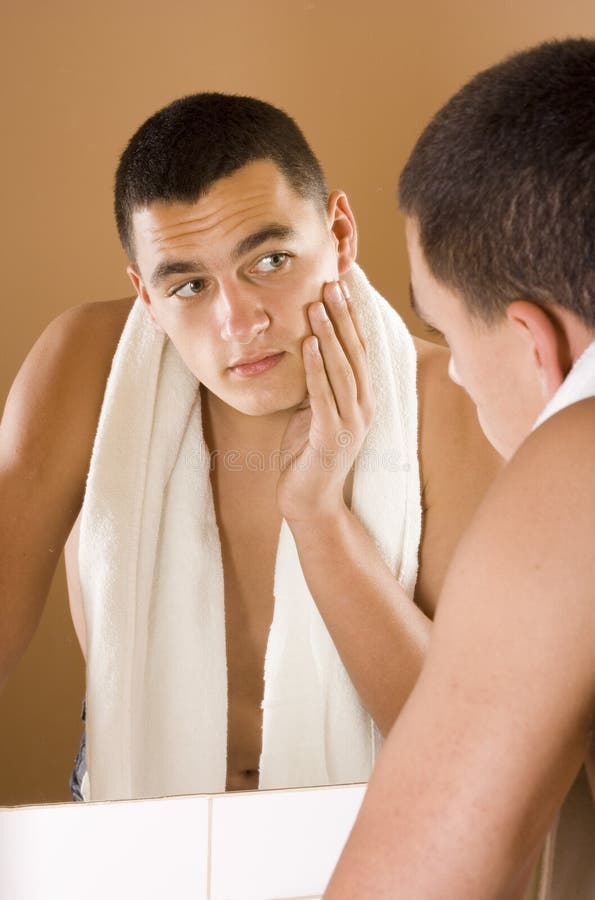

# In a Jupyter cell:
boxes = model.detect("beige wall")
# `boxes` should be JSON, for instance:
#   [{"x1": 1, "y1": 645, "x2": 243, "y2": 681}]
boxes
[{"x1": 1, "y1": 0, "x2": 594, "y2": 805}]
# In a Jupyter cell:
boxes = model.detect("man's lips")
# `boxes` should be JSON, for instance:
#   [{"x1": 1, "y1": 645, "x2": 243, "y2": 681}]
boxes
[{"x1": 228, "y1": 351, "x2": 285, "y2": 377}]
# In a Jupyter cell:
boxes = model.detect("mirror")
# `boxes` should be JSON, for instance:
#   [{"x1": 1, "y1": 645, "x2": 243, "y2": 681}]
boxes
[{"x1": 3, "y1": 1, "x2": 594, "y2": 807}]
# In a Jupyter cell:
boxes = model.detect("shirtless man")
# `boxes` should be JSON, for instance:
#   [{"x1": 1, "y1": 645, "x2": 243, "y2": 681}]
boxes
[
  {"x1": 0, "y1": 94, "x2": 498, "y2": 797},
  {"x1": 325, "y1": 38, "x2": 595, "y2": 899}
]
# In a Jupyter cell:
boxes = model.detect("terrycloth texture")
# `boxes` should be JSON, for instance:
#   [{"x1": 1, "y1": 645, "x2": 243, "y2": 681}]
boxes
[
  {"x1": 529, "y1": 338, "x2": 595, "y2": 900},
  {"x1": 78, "y1": 263, "x2": 421, "y2": 802}
]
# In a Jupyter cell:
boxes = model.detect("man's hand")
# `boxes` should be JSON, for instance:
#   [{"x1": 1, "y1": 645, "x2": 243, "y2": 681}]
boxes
[{"x1": 276, "y1": 279, "x2": 375, "y2": 523}]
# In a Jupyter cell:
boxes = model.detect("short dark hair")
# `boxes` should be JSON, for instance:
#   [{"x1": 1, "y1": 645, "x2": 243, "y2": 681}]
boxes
[
  {"x1": 115, "y1": 93, "x2": 328, "y2": 260},
  {"x1": 399, "y1": 38, "x2": 595, "y2": 327}
]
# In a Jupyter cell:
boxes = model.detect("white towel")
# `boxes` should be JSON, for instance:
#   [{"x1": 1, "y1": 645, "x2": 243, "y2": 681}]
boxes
[
  {"x1": 78, "y1": 263, "x2": 421, "y2": 802},
  {"x1": 532, "y1": 339, "x2": 595, "y2": 430}
]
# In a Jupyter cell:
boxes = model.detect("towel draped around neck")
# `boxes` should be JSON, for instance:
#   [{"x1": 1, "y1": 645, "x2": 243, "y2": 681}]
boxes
[{"x1": 78, "y1": 264, "x2": 421, "y2": 802}]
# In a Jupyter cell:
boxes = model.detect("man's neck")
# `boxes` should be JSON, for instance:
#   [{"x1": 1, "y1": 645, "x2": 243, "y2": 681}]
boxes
[{"x1": 201, "y1": 386, "x2": 294, "y2": 454}]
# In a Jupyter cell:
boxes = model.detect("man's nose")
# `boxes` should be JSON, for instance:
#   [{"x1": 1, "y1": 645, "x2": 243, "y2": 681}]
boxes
[{"x1": 218, "y1": 282, "x2": 269, "y2": 343}]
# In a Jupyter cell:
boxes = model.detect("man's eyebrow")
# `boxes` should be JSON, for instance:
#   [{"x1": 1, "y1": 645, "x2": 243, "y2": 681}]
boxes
[
  {"x1": 231, "y1": 224, "x2": 297, "y2": 261},
  {"x1": 150, "y1": 258, "x2": 207, "y2": 288},
  {"x1": 149, "y1": 225, "x2": 297, "y2": 288}
]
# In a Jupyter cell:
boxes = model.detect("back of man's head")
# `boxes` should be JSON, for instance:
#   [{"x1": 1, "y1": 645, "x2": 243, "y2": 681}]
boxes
[
  {"x1": 115, "y1": 93, "x2": 328, "y2": 261},
  {"x1": 399, "y1": 38, "x2": 595, "y2": 328}
]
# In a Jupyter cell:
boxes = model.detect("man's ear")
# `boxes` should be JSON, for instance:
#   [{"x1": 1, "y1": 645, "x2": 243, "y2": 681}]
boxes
[
  {"x1": 127, "y1": 265, "x2": 165, "y2": 333},
  {"x1": 506, "y1": 301, "x2": 570, "y2": 400},
  {"x1": 326, "y1": 191, "x2": 357, "y2": 275}
]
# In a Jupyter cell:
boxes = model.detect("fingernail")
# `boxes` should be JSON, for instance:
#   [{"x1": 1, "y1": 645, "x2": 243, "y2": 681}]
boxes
[
  {"x1": 332, "y1": 283, "x2": 343, "y2": 303},
  {"x1": 317, "y1": 301, "x2": 329, "y2": 320},
  {"x1": 340, "y1": 280, "x2": 351, "y2": 301},
  {"x1": 310, "y1": 336, "x2": 320, "y2": 354}
]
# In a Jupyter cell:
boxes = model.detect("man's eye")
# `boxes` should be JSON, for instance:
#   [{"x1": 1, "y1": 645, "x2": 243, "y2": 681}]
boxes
[
  {"x1": 254, "y1": 252, "x2": 290, "y2": 273},
  {"x1": 173, "y1": 279, "x2": 206, "y2": 299}
]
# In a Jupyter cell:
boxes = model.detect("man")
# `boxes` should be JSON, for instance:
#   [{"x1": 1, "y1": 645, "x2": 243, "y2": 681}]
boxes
[
  {"x1": 0, "y1": 94, "x2": 498, "y2": 801},
  {"x1": 325, "y1": 38, "x2": 595, "y2": 900}
]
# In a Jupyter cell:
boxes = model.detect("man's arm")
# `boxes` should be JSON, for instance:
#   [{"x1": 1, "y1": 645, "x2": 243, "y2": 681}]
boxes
[
  {"x1": 0, "y1": 299, "x2": 131, "y2": 690},
  {"x1": 324, "y1": 399, "x2": 595, "y2": 898},
  {"x1": 279, "y1": 285, "x2": 501, "y2": 734}
]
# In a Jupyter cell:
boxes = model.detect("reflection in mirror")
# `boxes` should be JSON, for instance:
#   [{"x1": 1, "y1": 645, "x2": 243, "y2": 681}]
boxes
[
  {"x1": 56, "y1": 91, "x2": 425, "y2": 803},
  {"x1": 34, "y1": 0, "x2": 593, "y2": 808},
  {"x1": 0, "y1": 85, "x2": 502, "y2": 807}
]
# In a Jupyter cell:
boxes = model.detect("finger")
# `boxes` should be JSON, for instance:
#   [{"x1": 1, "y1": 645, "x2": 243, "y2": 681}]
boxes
[
  {"x1": 340, "y1": 278, "x2": 368, "y2": 353},
  {"x1": 347, "y1": 308, "x2": 374, "y2": 420},
  {"x1": 308, "y1": 299, "x2": 357, "y2": 421},
  {"x1": 332, "y1": 281, "x2": 374, "y2": 415},
  {"x1": 328, "y1": 280, "x2": 370, "y2": 370},
  {"x1": 302, "y1": 334, "x2": 340, "y2": 427},
  {"x1": 318, "y1": 283, "x2": 373, "y2": 416}
]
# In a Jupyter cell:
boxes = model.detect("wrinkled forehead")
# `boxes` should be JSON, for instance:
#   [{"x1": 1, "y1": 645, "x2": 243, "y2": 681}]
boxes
[{"x1": 130, "y1": 159, "x2": 324, "y2": 264}]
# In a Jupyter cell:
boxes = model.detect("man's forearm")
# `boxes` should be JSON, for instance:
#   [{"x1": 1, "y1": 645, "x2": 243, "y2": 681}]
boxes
[{"x1": 287, "y1": 503, "x2": 430, "y2": 735}]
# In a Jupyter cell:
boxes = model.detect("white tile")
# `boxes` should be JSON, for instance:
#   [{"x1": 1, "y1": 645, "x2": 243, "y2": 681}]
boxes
[
  {"x1": 209, "y1": 783, "x2": 366, "y2": 900},
  {"x1": 0, "y1": 794, "x2": 210, "y2": 900}
]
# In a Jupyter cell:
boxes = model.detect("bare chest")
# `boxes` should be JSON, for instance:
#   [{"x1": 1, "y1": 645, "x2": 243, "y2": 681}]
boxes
[
  {"x1": 66, "y1": 457, "x2": 285, "y2": 792},
  {"x1": 211, "y1": 466, "x2": 282, "y2": 791}
]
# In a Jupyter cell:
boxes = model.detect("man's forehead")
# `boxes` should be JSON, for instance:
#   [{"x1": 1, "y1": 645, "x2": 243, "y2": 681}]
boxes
[
  {"x1": 131, "y1": 161, "x2": 319, "y2": 256},
  {"x1": 136, "y1": 160, "x2": 303, "y2": 222}
]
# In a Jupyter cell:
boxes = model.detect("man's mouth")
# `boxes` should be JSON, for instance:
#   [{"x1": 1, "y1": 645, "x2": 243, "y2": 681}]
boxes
[{"x1": 228, "y1": 351, "x2": 285, "y2": 377}]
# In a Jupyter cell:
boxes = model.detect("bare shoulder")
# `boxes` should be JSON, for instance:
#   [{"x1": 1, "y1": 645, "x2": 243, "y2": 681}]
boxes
[
  {"x1": 445, "y1": 396, "x2": 595, "y2": 637},
  {"x1": 476, "y1": 396, "x2": 595, "y2": 534},
  {"x1": 10, "y1": 295, "x2": 133, "y2": 394},
  {"x1": 0, "y1": 296, "x2": 134, "y2": 472},
  {"x1": 40, "y1": 295, "x2": 134, "y2": 364},
  {"x1": 429, "y1": 397, "x2": 595, "y2": 766},
  {"x1": 0, "y1": 298, "x2": 134, "y2": 680},
  {"x1": 336, "y1": 398, "x2": 595, "y2": 900},
  {"x1": 519, "y1": 394, "x2": 595, "y2": 465}
]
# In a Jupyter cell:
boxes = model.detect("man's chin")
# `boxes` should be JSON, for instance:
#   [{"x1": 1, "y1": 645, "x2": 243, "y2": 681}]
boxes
[
  {"x1": 206, "y1": 382, "x2": 308, "y2": 419},
  {"x1": 234, "y1": 391, "x2": 308, "y2": 418}
]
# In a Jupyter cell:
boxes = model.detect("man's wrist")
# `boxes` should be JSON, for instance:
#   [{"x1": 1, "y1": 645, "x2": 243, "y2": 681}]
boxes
[{"x1": 284, "y1": 498, "x2": 351, "y2": 536}]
